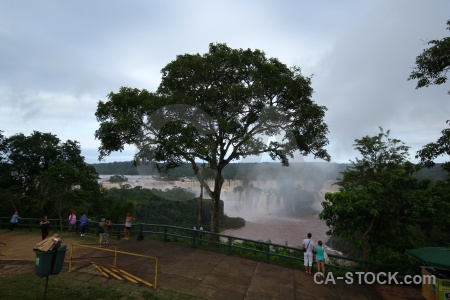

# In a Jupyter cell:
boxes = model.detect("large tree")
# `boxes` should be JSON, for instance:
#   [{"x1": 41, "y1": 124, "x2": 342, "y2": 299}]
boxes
[
  {"x1": 408, "y1": 19, "x2": 450, "y2": 94},
  {"x1": 410, "y1": 19, "x2": 450, "y2": 248},
  {"x1": 412, "y1": 19, "x2": 450, "y2": 171},
  {"x1": 95, "y1": 43, "x2": 330, "y2": 235},
  {"x1": 320, "y1": 128, "x2": 431, "y2": 262},
  {"x1": 0, "y1": 131, "x2": 102, "y2": 218}
]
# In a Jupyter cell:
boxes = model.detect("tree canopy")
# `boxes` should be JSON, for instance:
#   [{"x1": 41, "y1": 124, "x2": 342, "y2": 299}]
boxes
[
  {"x1": 320, "y1": 128, "x2": 432, "y2": 262},
  {"x1": 0, "y1": 130, "x2": 102, "y2": 219},
  {"x1": 408, "y1": 19, "x2": 450, "y2": 94},
  {"x1": 412, "y1": 19, "x2": 450, "y2": 173},
  {"x1": 95, "y1": 43, "x2": 330, "y2": 234}
]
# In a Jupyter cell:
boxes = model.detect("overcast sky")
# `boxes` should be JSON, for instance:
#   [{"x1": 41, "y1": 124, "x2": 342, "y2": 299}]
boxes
[{"x1": 1, "y1": 1, "x2": 449, "y2": 164}]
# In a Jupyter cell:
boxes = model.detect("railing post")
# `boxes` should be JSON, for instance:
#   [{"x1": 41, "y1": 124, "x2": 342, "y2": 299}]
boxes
[
  {"x1": 29, "y1": 218, "x2": 33, "y2": 232},
  {"x1": 265, "y1": 244, "x2": 271, "y2": 263},
  {"x1": 164, "y1": 226, "x2": 168, "y2": 241},
  {"x1": 227, "y1": 237, "x2": 233, "y2": 255},
  {"x1": 192, "y1": 230, "x2": 197, "y2": 248}
]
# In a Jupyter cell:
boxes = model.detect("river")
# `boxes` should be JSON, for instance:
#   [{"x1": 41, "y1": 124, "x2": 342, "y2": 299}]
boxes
[{"x1": 221, "y1": 210, "x2": 332, "y2": 249}]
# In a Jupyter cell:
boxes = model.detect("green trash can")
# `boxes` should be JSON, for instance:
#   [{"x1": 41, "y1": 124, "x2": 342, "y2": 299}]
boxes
[
  {"x1": 34, "y1": 250, "x2": 53, "y2": 277},
  {"x1": 50, "y1": 244, "x2": 67, "y2": 275}
]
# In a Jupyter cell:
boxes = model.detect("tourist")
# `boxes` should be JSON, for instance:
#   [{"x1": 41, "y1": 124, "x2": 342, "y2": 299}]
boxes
[
  {"x1": 79, "y1": 213, "x2": 90, "y2": 237},
  {"x1": 302, "y1": 232, "x2": 315, "y2": 275},
  {"x1": 124, "y1": 213, "x2": 135, "y2": 240},
  {"x1": 68, "y1": 210, "x2": 77, "y2": 234},
  {"x1": 9, "y1": 211, "x2": 19, "y2": 231},
  {"x1": 105, "y1": 217, "x2": 112, "y2": 244},
  {"x1": 313, "y1": 240, "x2": 326, "y2": 276},
  {"x1": 40, "y1": 216, "x2": 51, "y2": 240},
  {"x1": 99, "y1": 218, "x2": 108, "y2": 247}
]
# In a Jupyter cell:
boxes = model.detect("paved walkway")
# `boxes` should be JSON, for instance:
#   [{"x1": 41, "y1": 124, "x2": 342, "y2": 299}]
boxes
[{"x1": 0, "y1": 231, "x2": 423, "y2": 299}]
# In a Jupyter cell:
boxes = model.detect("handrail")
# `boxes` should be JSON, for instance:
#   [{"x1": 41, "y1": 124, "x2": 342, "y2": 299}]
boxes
[
  {"x1": 0, "y1": 216, "x2": 419, "y2": 275},
  {"x1": 69, "y1": 243, "x2": 158, "y2": 288}
]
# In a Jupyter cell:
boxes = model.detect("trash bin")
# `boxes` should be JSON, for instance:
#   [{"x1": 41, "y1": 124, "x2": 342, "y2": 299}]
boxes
[
  {"x1": 34, "y1": 250, "x2": 53, "y2": 277},
  {"x1": 50, "y1": 244, "x2": 67, "y2": 275},
  {"x1": 421, "y1": 267, "x2": 450, "y2": 300},
  {"x1": 434, "y1": 268, "x2": 450, "y2": 300}
]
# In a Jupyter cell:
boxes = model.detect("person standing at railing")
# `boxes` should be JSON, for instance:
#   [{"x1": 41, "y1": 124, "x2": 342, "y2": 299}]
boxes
[
  {"x1": 302, "y1": 232, "x2": 315, "y2": 275},
  {"x1": 39, "y1": 215, "x2": 50, "y2": 240},
  {"x1": 99, "y1": 218, "x2": 108, "y2": 247},
  {"x1": 124, "y1": 213, "x2": 135, "y2": 240},
  {"x1": 313, "y1": 240, "x2": 326, "y2": 276},
  {"x1": 105, "y1": 217, "x2": 112, "y2": 244},
  {"x1": 9, "y1": 211, "x2": 19, "y2": 231},
  {"x1": 79, "y1": 213, "x2": 90, "y2": 237},
  {"x1": 68, "y1": 210, "x2": 77, "y2": 234}
]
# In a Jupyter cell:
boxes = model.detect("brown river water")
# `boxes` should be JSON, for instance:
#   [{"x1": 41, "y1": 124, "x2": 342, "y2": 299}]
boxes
[
  {"x1": 220, "y1": 209, "x2": 341, "y2": 255},
  {"x1": 221, "y1": 214, "x2": 329, "y2": 247},
  {"x1": 100, "y1": 175, "x2": 341, "y2": 254}
]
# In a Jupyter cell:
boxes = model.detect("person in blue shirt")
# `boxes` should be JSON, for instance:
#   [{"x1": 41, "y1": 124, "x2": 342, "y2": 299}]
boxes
[
  {"x1": 314, "y1": 240, "x2": 326, "y2": 276},
  {"x1": 10, "y1": 211, "x2": 19, "y2": 231},
  {"x1": 79, "y1": 213, "x2": 90, "y2": 237}
]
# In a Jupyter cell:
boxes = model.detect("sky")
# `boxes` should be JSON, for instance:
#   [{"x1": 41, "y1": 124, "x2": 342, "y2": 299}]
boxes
[{"x1": 1, "y1": 0, "x2": 449, "y2": 164}]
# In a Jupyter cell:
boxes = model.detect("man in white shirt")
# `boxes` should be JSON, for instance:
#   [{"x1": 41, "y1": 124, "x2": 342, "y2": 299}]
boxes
[{"x1": 302, "y1": 232, "x2": 315, "y2": 274}]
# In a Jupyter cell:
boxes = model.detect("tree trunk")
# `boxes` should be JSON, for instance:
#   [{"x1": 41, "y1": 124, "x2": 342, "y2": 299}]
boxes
[
  {"x1": 361, "y1": 217, "x2": 375, "y2": 270},
  {"x1": 209, "y1": 176, "x2": 224, "y2": 241},
  {"x1": 197, "y1": 185, "x2": 203, "y2": 228}
]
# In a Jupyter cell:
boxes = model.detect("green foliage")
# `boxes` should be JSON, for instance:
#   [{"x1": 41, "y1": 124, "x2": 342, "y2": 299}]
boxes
[
  {"x1": 408, "y1": 19, "x2": 450, "y2": 94},
  {"x1": 416, "y1": 178, "x2": 450, "y2": 246},
  {"x1": 320, "y1": 128, "x2": 433, "y2": 262},
  {"x1": 0, "y1": 272, "x2": 198, "y2": 300},
  {"x1": 0, "y1": 131, "x2": 102, "y2": 218},
  {"x1": 219, "y1": 215, "x2": 245, "y2": 229},
  {"x1": 109, "y1": 174, "x2": 128, "y2": 182},
  {"x1": 103, "y1": 187, "x2": 243, "y2": 229},
  {"x1": 95, "y1": 43, "x2": 331, "y2": 234},
  {"x1": 92, "y1": 161, "x2": 448, "y2": 185},
  {"x1": 417, "y1": 122, "x2": 450, "y2": 174}
]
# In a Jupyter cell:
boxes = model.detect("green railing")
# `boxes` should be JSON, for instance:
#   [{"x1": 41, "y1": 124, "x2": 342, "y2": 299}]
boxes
[{"x1": 0, "y1": 217, "x2": 420, "y2": 275}]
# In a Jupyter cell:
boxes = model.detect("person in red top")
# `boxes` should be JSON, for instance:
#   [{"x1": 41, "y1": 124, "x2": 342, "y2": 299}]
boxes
[{"x1": 39, "y1": 215, "x2": 50, "y2": 240}]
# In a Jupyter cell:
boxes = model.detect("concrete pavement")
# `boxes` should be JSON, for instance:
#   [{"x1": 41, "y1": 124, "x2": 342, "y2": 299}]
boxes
[{"x1": 0, "y1": 232, "x2": 423, "y2": 299}]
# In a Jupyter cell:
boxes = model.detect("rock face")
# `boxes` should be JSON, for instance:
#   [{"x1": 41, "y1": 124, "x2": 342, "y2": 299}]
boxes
[{"x1": 99, "y1": 175, "x2": 340, "y2": 218}]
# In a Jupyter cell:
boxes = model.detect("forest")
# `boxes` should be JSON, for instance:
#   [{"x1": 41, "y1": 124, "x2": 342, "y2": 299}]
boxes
[
  {"x1": 92, "y1": 160, "x2": 447, "y2": 183},
  {"x1": 103, "y1": 187, "x2": 244, "y2": 231}
]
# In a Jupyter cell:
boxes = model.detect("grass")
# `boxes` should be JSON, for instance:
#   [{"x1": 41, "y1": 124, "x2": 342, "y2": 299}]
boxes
[
  {"x1": 0, "y1": 230, "x2": 200, "y2": 300},
  {"x1": 0, "y1": 273, "x2": 200, "y2": 300}
]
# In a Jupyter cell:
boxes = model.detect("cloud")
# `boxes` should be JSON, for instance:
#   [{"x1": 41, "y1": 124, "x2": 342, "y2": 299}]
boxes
[{"x1": 0, "y1": 0, "x2": 449, "y2": 164}]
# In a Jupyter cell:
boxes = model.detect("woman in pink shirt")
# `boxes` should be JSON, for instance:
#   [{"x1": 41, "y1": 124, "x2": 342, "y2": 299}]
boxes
[{"x1": 68, "y1": 210, "x2": 77, "y2": 234}]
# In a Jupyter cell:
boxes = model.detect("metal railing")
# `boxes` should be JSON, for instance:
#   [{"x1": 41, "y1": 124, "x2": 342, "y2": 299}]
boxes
[
  {"x1": 69, "y1": 243, "x2": 158, "y2": 288},
  {"x1": 0, "y1": 217, "x2": 420, "y2": 275}
]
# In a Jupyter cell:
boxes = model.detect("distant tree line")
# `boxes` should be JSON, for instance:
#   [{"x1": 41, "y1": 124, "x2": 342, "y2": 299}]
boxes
[
  {"x1": 92, "y1": 161, "x2": 447, "y2": 184},
  {"x1": 104, "y1": 187, "x2": 244, "y2": 230},
  {"x1": 0, "y1": 130, "x2": 243, "y2": 230}
]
